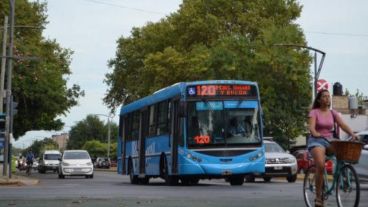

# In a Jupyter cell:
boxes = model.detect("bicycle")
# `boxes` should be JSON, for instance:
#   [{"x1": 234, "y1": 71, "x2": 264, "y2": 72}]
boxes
[
  {"x1": 303, "y1": 140, "x2": 363, "y2": 207},
  {"x1": 26, "y1": 161, "x2": 33, "y2": 176}
]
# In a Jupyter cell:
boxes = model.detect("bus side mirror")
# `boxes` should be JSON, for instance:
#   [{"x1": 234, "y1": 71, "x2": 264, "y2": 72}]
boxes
[{"x1": 179, "y1": 102, "x2": 187, "y2": 117}]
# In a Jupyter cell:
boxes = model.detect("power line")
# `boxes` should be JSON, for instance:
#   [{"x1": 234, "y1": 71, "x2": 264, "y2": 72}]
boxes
[
  {"x1": 82, "y1": 0, "x2": 166, "y2": 15},
  {"x1": 305, "y1": 31, "x2": 368, "y2": 38}
]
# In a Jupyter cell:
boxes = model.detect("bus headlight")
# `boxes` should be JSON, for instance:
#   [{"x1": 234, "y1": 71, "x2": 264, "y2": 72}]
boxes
[
  {"x1": 186, "y1": 153, "x2": 202, "y2": 163},
  {"x1": 249, "y1": 151, "x2": 263, "y2": 161}
]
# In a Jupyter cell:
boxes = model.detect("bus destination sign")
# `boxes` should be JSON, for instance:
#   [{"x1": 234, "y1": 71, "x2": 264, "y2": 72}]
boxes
[{"x1": 187, "y1": 84, "x2": 256, "y2": 97}]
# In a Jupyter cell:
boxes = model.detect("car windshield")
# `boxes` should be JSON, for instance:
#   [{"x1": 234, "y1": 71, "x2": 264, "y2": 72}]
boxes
[
  {"x1": 64, "y1": 151, "x2": 90, "y2": 160},
  {"x1": 187, "y1": 100, "x2": 261, "y2": 148},
  {"x1": 45, "y1": 154, "x2": 61, "y2": 160},
  {"x1": 265, "y1": 142, "x2": 285, "y2": 153}
]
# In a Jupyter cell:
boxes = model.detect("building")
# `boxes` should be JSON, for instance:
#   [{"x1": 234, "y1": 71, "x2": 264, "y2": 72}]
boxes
[{"x1": 52, "y1": 133, "x2": 69, "y2": 150}]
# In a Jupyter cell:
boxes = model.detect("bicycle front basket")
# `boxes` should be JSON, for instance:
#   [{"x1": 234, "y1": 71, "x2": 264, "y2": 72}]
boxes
[{"x1": 331, "y1": 141, "x2": 363, "y2": 163}]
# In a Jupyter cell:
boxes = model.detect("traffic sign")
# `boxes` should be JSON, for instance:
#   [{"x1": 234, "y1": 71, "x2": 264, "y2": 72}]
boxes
[{"x1": 317, "y1": 79, "x2": 329, "y2": 92}]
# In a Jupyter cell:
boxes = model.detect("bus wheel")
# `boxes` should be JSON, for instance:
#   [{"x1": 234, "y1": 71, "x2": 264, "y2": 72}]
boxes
[
  {"x1": 161, "y1": 157, "x2": 178, "y2": 186},
  {"x1": 139, "y1": 176, "x2": 149, "y2": 185},
  {"x1": 129, "y1": 160, "x2": 138, "y2": 184},
  {"x1": 229, "y1": 176, "x2": 244, "y2": 186},
  {"x1": 181, "y1": 177, "x2": 199, "y2": 186}
]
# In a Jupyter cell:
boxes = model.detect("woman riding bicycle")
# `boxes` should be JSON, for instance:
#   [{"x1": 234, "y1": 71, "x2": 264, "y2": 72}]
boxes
[{"x1": 308, "y1": 89, "x2": 358, "y2": 207}]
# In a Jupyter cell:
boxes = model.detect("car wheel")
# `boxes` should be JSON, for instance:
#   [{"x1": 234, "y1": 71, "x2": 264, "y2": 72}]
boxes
[
  {"x1": 263, "y1": 177, "x2": 272, "y2": 182},
  {"x1": 287, "y1": 174, "x2": 297, "y2": 183}
]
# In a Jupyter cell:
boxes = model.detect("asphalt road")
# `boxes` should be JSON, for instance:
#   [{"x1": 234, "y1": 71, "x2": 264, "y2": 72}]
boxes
[{"x1": 0, "y1": 170, "x2": 367, "y2": 207}]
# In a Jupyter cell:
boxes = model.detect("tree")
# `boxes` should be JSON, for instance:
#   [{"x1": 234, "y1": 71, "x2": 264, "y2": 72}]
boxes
[
  {"x1": 0, "y1": 0, "x2": 84, "y2": 138},
  {"x1": 104, "y1": 0, "x2": 311, "y2": 144},
  {"x1": 82, "y1": 140, "x2": 117, "y2": 160},
  {"x1": 23, "y1": 138, "x2": 59, "y2": 158},
  {"x1": 82, "y1": 140, "x2": 106, "y2": 159},
  {"x1": 66, "y1": 115, "x2": 118, "y2": 150}
]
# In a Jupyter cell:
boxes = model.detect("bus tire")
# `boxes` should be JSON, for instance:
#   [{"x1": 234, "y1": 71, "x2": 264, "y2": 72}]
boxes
[
  {"x1": 229, "y1": 176, "x2": 244, "y2": 186},
  {"x1": 160, "y1": 156, "x2": 178, "y2": 186},
  {"x1": 181, "y1": 177, "x2": 199, "y2": 186},
  {"x1": 128, "y1": 160, "x2": 138, "y2": 184},
  {"x1": 139, "y1": 176, "x2": 149, "y2": 185}
]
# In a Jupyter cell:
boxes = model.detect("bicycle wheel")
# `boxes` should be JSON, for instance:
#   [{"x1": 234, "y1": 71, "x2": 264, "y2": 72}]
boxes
[
  {"x1": 303, "y1": 165, "x2": 316, "y2": 207},
  {"x1": 336, "y1": 165, "x2": 360, "y2": 207}
]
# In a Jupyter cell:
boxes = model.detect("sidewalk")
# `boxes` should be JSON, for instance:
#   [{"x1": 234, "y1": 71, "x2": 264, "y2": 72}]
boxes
[{"x1": 0, "y1": 165, "x2": 39, "y2": 186}]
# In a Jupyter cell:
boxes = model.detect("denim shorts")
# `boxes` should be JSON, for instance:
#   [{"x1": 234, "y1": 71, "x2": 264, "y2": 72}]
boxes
[{"x1": 307, "y1": 137, "x2": 331, "y2": 152}]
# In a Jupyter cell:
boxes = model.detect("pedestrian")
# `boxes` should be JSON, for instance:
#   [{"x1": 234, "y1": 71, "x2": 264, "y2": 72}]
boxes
[{"x1": 307, "y1": 89, "x2": 358, "y2": 207}]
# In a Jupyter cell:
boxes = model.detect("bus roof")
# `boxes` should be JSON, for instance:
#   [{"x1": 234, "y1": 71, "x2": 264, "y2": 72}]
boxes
[{"x1": 120, "y1": 80, "x2": 258, "y2": 115}]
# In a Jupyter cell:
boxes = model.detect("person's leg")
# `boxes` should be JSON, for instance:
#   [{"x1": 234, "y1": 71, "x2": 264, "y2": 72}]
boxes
[{"x1": 310, "y1": 146, "x2": 326, "y2": 206}]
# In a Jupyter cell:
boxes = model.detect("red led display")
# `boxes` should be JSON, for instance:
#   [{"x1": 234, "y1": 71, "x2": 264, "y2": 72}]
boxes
[
  {"x1": 187, "y1": 84, "x2": 256, "y2": 97},
  {"x1": 194, "y1": 135, "x2": 210, "y2": 144}
]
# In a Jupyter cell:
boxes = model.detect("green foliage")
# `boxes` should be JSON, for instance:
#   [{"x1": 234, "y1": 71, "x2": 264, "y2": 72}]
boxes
[
  {"x1": 66, "y1": 115, "x2": 118, "y2": 150},
  {"x1": 104, "y1": 0, "x2": 312, "y2": 143},
  {"x1": 82, "y1": 140, "x2": 106, "y2": 159},
  {"x1": 0, "y1": 0, "x2": 84, "y2": 138},
  {"x1": 23, "y1": 138, "x2": 59, "y2": 158}
]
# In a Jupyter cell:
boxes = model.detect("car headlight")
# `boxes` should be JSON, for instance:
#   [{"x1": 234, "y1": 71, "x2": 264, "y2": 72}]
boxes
[
  {"x1": 284, "y1": 157, "x2": 296, "y2": 164},
  {"x1": 62, "y1": 161, "x2": 70, "y2": 166},
  {"x1": 86, "y1": 162, "x2": 93, "y2": 166}
]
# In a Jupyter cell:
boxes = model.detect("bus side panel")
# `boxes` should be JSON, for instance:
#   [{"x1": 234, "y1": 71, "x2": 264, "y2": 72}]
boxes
[
  {"x1": 145, "y1": 135, "x2": 171, "y2": 176},
  {"x1": 177, "y1": 147, "x2": 265, "y2": 176},
  {"x1": 117, "y1": 136, "x2": 123, "y2": 174},
  {"x1": 125, "y1": 140, "x2": 139, "y2": 175}
]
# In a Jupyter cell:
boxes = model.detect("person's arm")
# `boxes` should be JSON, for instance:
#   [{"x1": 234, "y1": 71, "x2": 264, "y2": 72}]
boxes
[{"x1": 308, "y1": 116, "x2": 321, "y2": 137}]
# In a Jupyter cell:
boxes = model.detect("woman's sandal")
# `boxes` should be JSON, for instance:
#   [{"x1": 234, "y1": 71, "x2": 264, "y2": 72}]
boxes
[{"x1": 315, "y1": 198, "x2": 324, "y2": 207}]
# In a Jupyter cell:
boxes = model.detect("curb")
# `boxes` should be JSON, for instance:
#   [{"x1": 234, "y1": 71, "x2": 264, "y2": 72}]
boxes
[{"x1": 0, "y1": 175, "x2": 39, "y2": 186}]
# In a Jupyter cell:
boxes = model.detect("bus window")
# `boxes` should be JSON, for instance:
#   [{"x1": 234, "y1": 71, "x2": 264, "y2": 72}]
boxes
[
  {"x1": 149, "y1": 105, "x2": 156, "y2": 136},
  {"x1": 157, "y1": 101, "x2": 169, "y2": 135},
  {"x1": 131, "y1": 111, "x2": 140, "y2": 140},
  {"x1": 187, "y1": 101, "x2": 260, "y2": 147}
]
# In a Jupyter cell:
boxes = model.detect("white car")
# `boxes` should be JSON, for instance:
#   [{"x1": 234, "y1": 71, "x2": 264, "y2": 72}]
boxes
[
  {"x1": 246, "y1": 140, "x2": 298, "y2": 182},
  {"x1": 58, "y1": 150, "x2": 94, "y2": 179},
  {"x1": 38, "y1": 150, "x2": 61, "y2": 173},
  {"x1": 356, "y1": 144, "x2": 368, "y2": 182}
]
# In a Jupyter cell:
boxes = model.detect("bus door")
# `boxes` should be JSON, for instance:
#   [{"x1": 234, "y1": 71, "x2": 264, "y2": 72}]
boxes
[
  {"x1": 139, "y1": 108, "x2": 149, "y2": 176},
  {"x1": 170, "y1": 100, "x2": 180, "y2": 175}
]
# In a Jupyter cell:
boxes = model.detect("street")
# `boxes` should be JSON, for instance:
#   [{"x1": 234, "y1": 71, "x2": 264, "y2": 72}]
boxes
[{"x1": 0, "y1": 170, "x2": 367, "y2": 207}]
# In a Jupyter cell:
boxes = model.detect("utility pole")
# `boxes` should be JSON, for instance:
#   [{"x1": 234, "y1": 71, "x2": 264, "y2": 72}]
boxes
[
  {"x1": 1, "y1": 16, "x2": 8, "y2": 176},
  {"x1": 4, "y1": 0, "x2": 15, "y2": 178},
  {"x1": 1, "y1": 16, "x2": 8, "y2": 113},
  {"x1": 274, "y1": 43, "x2": 326, "y2": 101}
]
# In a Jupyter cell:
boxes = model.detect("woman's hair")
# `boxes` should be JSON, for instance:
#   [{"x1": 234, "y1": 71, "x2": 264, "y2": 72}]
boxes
[{"x1": 312, "y1": 89, "x2": 330, "y2": 109}]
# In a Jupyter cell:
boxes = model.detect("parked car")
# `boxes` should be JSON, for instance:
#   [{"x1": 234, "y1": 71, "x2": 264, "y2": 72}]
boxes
[
  {"x1": 245, "y1": 140, "x2": 297, "y2": 183},
  {"x1": 38, "y1": 150, "x2": 61, "y2": 173},
  {"x1": 58, "y1": 150, "x2": 94, "y2": 179},
  {"x1": 292, "y1": 149, "x2": 334, "y2": 175},
  {"x1": 355, "y1": 144, "x2": 368, "y2": 182},
  {"x1": 95, "y1": 157, "x2": 111, "y2": 169},
  {"x1": 357, "y1": 130, "x2": 368, "y2": 144}
]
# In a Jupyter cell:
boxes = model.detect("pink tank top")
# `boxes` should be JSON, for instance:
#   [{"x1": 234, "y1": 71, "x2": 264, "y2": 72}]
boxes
[{"x1": 309, "y1": 109, "x2": 339, "y2": 138}]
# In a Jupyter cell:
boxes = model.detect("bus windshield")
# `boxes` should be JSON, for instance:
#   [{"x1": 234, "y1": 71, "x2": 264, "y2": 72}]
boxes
[{"x1": 187, "y1": 100, "x2": 261, "y2": 148}]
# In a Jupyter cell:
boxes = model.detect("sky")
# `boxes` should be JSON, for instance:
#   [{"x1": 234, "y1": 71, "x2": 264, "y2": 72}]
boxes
[{"x1": 13, "y1": 0, "x2": 368, "y2": 148}]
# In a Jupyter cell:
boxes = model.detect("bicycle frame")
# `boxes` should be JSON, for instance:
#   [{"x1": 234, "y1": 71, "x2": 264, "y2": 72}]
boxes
[{"x1": 323, "y1": 157, "x2": 343, "y2": 197}]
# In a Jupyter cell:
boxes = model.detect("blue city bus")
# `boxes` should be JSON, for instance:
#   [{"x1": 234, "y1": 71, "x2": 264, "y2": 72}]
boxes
[{"x1": 117, "y1": 80, "x2": 265, "y2": 185}]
